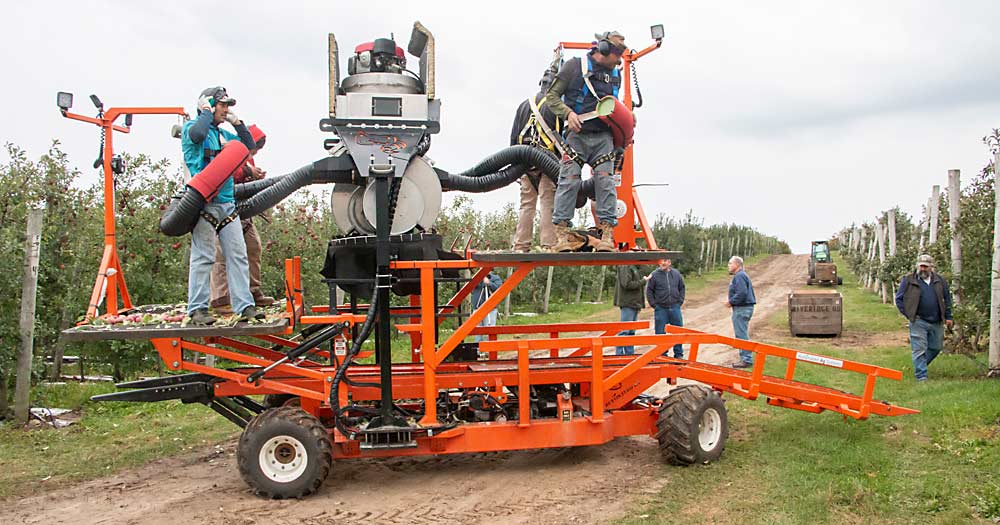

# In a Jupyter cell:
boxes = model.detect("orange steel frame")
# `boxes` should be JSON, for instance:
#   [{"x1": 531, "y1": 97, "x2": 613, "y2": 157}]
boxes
[
  {"x1": 144, "y1": 254, "x2": 916, "y2": 460},
  {"x1": 60, "y1": 103, "x2": 187, "y2": 320},
  {"x1": 557, "y1": 38, "x2": 662, "y2": 250}
]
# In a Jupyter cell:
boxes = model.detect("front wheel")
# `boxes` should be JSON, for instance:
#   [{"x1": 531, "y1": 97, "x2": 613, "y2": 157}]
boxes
[
  {"x1": 656, "y1": 385, "x2": 728, "y2": 465},
  {"x1": 237, "y1": 407, "x2": 332, "y2": 498}
]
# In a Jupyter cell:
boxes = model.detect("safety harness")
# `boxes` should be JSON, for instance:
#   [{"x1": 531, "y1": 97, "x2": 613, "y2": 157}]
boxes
[
  {"x1": 574, "y1": 56, "x2": 620, "y2": 115},
  {"x1": 199, "y1": 208, "x2": 242, "y2": 234}
]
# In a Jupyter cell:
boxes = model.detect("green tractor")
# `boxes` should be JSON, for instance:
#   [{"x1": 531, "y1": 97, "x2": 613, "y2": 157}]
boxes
[{"x1": 807, "y1": 240, "x2": 842, "y2": 286}]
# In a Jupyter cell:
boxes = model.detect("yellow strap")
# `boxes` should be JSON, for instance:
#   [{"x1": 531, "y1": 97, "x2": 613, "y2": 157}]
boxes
[{"x1": 528, "y1": 95, "x2": 560, "y2": 154}]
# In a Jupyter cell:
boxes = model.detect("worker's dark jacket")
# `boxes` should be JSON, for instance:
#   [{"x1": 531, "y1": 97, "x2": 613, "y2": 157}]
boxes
[
  {"x1": 894, "y1": 272, "x2": 953, "y2": 323},
  {"x1": 472, "y1": 274, "x2": 503, "y2": 310},
  {"x1": 509, "y1": 92, "x2": 560, "y2": 147},
  {"x1": 646, "y1": 268, "x2": 685, "y2": 309},
  {"x1": 614, "y1": 266, "x2": 646, "y2": 310}
]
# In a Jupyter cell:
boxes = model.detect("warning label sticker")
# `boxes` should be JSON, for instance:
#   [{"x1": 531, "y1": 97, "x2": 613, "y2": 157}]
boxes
[{"x1": 795, "y1": 352, "x2": 843, "y2": 368}]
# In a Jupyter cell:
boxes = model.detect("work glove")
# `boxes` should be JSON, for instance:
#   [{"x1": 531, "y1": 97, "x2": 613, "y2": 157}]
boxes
[
  {"x1": 225, "y1": 108, "x2": 241, "y2": 126},
  {"x1": 197, "y1": 95, "x2": 214, "y2": 114}
]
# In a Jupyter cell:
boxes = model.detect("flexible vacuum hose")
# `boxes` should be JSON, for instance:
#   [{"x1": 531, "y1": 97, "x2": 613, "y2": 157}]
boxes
[
  {"x1": 456, "y1": 145, "x2": 559, "y2": 179},
  {"x1": 438, "y1": 145, "x2": 560, "y2": 193},
  {"x1": 330, "y1": 288, "x2": 381, "y2": 437}
]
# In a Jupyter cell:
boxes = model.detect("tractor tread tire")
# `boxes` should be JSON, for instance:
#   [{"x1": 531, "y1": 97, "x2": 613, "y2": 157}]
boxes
[
  {"x1": 237, "y1": 406, "x2": 332, "y2": 499},
  {"x1": 655, "y1": 385, "x2": 728, "y2": 466}
]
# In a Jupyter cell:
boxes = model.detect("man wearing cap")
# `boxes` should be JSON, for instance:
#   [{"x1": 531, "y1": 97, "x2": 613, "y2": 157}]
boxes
[
  {"x1": 209, "y1": 124, "x2": 276, "y2": 314},
  {"x1": 510, "y1": 68, "x2": 561, "y2": 252},
  {"x1": 544, "y1": 31, "x2": 633, "y2": 252},
  {"x1": 181, "y1": 86, "x2": 260, "y2": 325},
  {"x1": 894, "y1": 254, "x2": 954, "y2": 381}
]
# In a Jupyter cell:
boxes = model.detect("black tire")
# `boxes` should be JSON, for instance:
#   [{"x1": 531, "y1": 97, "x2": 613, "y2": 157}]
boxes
[
  {"x1": 656, "y1": 385, "x2": 728, "y2": 465},
  {"x1": 237, "y1": 407, "x2": 332, "y2": 499},
  {"x1": 263, "y1": 394, "x2": 300, "y2": 409}
]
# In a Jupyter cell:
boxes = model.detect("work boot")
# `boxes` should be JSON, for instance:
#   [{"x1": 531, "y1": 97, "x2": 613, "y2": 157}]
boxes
[
  {"x1": 239, "y1": 305, "x2": 266, "y2": 322},
  {"x1": 211, "y1": 304, "x2": 234, "y2": 316},
  {"x1": 552, "y1": 223, "x2": 586, "y2": 252},
  {"x1": 594, "y1": 222, "x2": 615, "y2": 252},
  {"x1": 253, "y1": 293, "x2": 276, "y2": 307},
  {"x1": 189, "y1": 309, "x2": 216, "y2": 326}
]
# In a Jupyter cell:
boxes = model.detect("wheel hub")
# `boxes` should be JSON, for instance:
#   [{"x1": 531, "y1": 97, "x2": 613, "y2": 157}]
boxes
[
  {"x1": 259, "y1": 435, "x2": 308, "y2": 482},
  {"x1": 698, "y1": 408, "x2": 722, "y2": 451}
]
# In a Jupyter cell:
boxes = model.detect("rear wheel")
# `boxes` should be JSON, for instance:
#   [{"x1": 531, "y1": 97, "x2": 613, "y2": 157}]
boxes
[
  {"x1": 237, "y1": 407, "x2": 332, "y2": 499},
  {"x1": 656, "y1": 385, "x2": 728, "y2": 465}
]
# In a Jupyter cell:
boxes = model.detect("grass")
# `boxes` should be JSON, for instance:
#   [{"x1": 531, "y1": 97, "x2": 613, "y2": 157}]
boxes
[
  {"x1": 623, "y1": 258, "x2": 1000, "y2": 524},
  {"x1": 0, "y1": 381, "x2": 236, "y2": 499}
]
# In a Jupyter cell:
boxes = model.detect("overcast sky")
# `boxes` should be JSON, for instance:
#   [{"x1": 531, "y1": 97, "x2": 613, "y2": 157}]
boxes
[{"x1": 3, "y1": 1, "x2": 999, "y2": 253}]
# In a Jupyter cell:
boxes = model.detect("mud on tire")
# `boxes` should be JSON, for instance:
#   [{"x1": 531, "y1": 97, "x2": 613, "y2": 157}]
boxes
[
  {"x1": 237, "y1": 406, "x2": 332, "y2": 499},
  {"x1": 656, "y1": 385, "x2": 728, "y2": 465},
  {"x1": 262, "y1": 394, "x2": 301, "y2": 409}
]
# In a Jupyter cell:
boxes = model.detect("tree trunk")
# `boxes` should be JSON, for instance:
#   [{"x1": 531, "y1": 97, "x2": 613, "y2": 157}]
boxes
[
  {"x1": 929, "y1": 185, "x2": 941, "y2": 244},
  {"x1": 541, "y1": 266, "x2": 554, "y2": 314},
  {"x1": 595, "y1": 266, "x2": 606, "y2": 302},
  {"x1": 887, "y1": 209, "x2": 897, "y2": 257},
  {"x1": 876, "y1": 220, "x2": 887, "y2": 301},
  {"x1": 575, "y1": 275, "x2": 584, "y2": 303},
  {"x1": 15, "y1": 207, "x2": 44, "y2": 424},
  {"x1": 948, "y1": 170, "x2": 962, "y2": 304},
  {"x1": 989, "y1": 152, "x2": 1000, "y2": 377},
  {"x1": 0, "y1": 369, "x2": 9, "y2": 416}
]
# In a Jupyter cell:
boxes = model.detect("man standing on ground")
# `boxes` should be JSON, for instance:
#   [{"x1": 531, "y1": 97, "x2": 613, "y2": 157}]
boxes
[
  {"x1": 614, "y1": 265, "x2": 645, "y2": 355},
  {"x1": 181, "y1": 86, "x2": 262, "y2": 325},
  {"x1": 209, "y1": 124, "x2": 276, "y2": 314},
  {"x1": 544, "y1": 31, "x2": 632, "y2": 252},
  {"x1": 645, "y1": 258, "x2": 685, "y2": 358},
  {"x1": 472, "y1": 272, "x2": 503, "y2": 343},
  {"x1": 726, "y1": 256, "x2": 757, "y2": 368},
  {"x1": 894, "y1": 254, "x2": 953, "y2": 382},
  {"x1": 511, "y1": 69, "x2": 561, "y2": 252}
]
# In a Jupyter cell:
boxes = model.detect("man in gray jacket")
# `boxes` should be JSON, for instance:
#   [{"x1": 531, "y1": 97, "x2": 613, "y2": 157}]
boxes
[
  {"x1": 646, "y1": 258, "x2": 685, "y2": 358},
  {"x1": 614, "y1": 265, "x2": 646, "y2": 355}
]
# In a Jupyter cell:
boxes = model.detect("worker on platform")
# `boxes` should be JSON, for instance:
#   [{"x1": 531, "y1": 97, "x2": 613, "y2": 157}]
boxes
[
  {"x1": 645, "y1": 258, "x2": 686, "y2": 358},
  {"x1": 894, "y1": 254, "x2": 953, "y2": 382},
  {"x1": 472, "y1": 271, "x2": 503, "y2": 343},
  {"x1": 726, "y1": 256, "x2": 757, "y2": 368},
  {"x1": 209, "y1": 124, "x2": 276, "y2": 314},
  {"x1": 544, "y1": 31, "x2": 633, "y2": 252},
  {"x1": 614, "y1": 265, "x2": 646, "y2": 355},
  {"x1": 181, "y1": 86, "x2": 262, "y2": 325},
  {"x1": 510, "y1": 69, "x2": 562, "y2": 252}
]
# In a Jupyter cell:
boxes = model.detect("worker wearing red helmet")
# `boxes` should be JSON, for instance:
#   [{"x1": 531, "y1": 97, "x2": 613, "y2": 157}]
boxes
[
  {"x1": 209, "y1": 124, "x2": 276, "y2": 314},
  {"x1": 544, "y1": 31, "x2": 634, "y2": 252}
]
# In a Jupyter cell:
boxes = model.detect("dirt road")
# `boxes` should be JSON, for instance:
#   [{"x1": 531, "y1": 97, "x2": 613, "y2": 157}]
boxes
[{"x1": 3, "y1": 254, "x2": 808, "y2": 525}]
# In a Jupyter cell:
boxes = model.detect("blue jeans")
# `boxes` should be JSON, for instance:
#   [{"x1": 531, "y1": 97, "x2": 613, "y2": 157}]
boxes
[
  {"x1": 188, "y1": 202, "x2": 254, "y2": 315},
  {"x1": 909, "y1": 318, "x2": 944, "y2": 381},
  {"x1": 654, "y1": 305, "x2": 684, "y2": 357},
  {"x1": 551, "y1": 130, "x2": 617, "y2": 227},
  {"x1": 474, "y1": 308, "x2": 498, "y2": 343},
  {"x1": 732, "y1": 305, "x2": 755, "y2": 364},
  {"x1": 616, "y1": 307, "x2": 640, "y2": 355}
]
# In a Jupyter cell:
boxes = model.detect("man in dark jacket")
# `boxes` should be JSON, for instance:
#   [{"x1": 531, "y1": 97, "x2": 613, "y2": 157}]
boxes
[
  {"x1": 646, "y1": 258, "x2": 685, "y2": 358},
  {"x1": 472, "y1": 272, "x2": 503, "y2": 343},
  {"x1": 511, "y1": 70, "x2": 561, "y2": 252},
  {"x1": 894, "y1": 254, "x2": 953, "y2": 381},
  {"x1": 614, "y1": 265, "x2": 646, "y2": 355},
  {"x1": 726, "y1": 256, "x2": 757, "y2": 368}
]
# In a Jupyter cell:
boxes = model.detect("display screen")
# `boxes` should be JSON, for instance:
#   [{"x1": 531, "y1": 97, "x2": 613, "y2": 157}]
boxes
[{"x1": 372, "y1": 97, "x2": 403, "y2": 117}]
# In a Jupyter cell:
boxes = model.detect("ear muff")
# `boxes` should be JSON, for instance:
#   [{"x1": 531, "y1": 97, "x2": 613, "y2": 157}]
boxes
[{"x1": 597, "y1": 39, "x2": 611, "y2": 55}]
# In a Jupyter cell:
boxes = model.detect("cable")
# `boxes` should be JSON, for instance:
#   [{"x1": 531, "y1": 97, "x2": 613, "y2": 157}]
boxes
[{"x1": 631, "y1": 60, "x2": 643, "y2": 109}]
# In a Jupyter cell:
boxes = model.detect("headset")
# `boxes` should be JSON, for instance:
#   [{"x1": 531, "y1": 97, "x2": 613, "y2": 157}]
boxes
[{"x1": 597, "y1": 37, "x2": 626, "y2": 57}]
